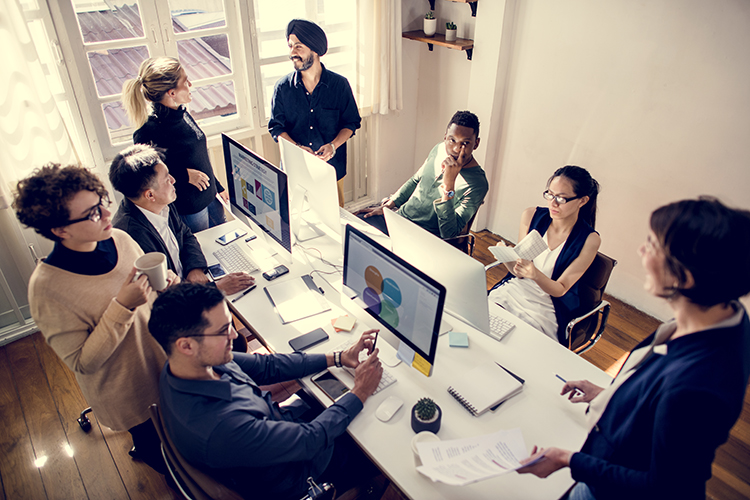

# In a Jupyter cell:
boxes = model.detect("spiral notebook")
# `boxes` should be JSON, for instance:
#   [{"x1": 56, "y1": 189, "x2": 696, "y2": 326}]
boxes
[{"x1": 447, "y1": 362, "x2": 524, "y2": 416}]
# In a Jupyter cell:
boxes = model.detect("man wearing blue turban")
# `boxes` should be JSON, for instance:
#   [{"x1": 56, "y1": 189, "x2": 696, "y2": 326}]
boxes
[{"x1": 268, "y1": 19, "x2": 362, "y2": 207}]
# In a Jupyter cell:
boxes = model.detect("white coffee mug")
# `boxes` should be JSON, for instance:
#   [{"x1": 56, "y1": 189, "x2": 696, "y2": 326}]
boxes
[
  {"x1": 134, "y1": 252, "x2": 168, "y2": 291},
  {"x1": 411, "y1": 431, "x2": 441, "y2": 467}
]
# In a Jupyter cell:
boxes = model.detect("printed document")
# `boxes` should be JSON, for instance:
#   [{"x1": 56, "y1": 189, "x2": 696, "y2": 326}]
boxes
[{"x1": 489, "y1": 230, "x2": 547, "y2": 263}]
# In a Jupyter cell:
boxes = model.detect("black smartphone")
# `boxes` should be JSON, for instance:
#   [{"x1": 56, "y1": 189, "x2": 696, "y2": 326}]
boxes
[
  {"x1": 263, "y1": 265, "x2": 290, "y2": 281},
  {"x1": 207, "y1": 263, "x2": 226, "y2": 280},
  {"x1": 288, "y1": 327, "x2": 329, "y2": 352},
  {"x1": 312, "y1": 371, "x2": 350, "y2": 401},
  {"x1": 216, "y1": 229, "x2": 247, "y2": 246}
]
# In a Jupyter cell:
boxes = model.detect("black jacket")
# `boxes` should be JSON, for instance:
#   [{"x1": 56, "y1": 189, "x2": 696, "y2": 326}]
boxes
[{"x1": 112, "y1": 198, "x2": 207, "y2": 276}]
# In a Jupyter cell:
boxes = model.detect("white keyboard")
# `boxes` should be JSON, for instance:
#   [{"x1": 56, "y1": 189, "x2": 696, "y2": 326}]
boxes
[
  {"x1": 485, "y1": 315, "x2": 515, "y2": 341},
  {"x1": 213, "y1": 244, "x2": 259, "y2": 274},
  {"x1": 339, "y1": 209, "x2": 364, "y2": 226},
  {"x1": 332, "y1": 339, "x2": 397, "y2": 395}
]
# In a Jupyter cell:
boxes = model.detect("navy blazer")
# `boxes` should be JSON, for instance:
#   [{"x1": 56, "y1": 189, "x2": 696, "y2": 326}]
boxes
[{"x1": 112, "y1": 198, "x2": 207, "y2": 276}]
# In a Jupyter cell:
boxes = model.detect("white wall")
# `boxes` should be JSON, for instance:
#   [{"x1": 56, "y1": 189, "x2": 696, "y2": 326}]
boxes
[
  {"x1": 486, "y1": 0, "x2": 750, "y2": 319},
  {"x1": 383, "y1": 0, "x2": 750, "y2": 320}
]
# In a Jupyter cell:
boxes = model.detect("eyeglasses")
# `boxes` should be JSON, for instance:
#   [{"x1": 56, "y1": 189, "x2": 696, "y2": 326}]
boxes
[
  {"x1": 542, "y1": 190, "x2": 581, "y2": 205},
  {"x1": 66, "y1": 197, "x2": 111, "y2": 225},
  {"x1": 185, "y1": 324, "x2": 236, "y2": 339}
]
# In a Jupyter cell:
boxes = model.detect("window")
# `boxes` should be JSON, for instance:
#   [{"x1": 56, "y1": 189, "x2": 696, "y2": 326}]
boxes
[{"x1": 53, "y1": 0, "x2": 253, "y2": 158}]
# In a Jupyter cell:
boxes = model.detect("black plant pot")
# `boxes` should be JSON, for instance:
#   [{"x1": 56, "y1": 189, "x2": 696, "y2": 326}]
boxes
[{"x1": 411, "y1": 404, "x2": 441, "y2": 434}]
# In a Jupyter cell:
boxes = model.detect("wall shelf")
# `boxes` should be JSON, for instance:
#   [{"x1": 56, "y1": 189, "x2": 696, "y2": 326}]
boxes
[
  {"x1": 402, "y1": 30, "x2": 474, "y2": 60},
  {"x1": 445, "y1": 0, "x2": 478, "y2": 17}
]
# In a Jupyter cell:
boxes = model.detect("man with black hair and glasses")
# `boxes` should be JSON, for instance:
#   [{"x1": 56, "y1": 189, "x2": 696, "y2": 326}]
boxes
[
  {"x1": 150, "y1": 283, "x2": 383, "y2": 500},
  {"x1": 357, "y1": 110, "x2": 489, "y2": 239}
]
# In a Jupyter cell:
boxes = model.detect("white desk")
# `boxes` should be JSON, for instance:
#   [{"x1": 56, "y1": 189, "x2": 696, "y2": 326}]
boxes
[{"x1": 197, "y1": 217, "x2": 611, "y2": 500}]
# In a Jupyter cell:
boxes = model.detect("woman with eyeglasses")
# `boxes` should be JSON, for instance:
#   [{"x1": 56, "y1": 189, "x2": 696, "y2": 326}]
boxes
[
  {"x1": 517, "y1": 198, "x2": 750, "y2": 500},
  {"x1": 488, "y1": 165, "x2": 601, "y2": 342},
  {"x1": 122, "y1": 57, "x2": 228, "y2": 233},
  {"x1": 13, "y1": 164, "x2": 173, "y2": 474}
]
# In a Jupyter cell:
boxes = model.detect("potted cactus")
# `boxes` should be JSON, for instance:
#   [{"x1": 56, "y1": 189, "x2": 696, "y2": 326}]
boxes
[
  {"x1": 424, "y1": 12, "x2": 437, "y2": 37},
  {"x1": 411, "y1": 397, "x2": 442, "y2": 434},
  {"x1": 445, "y1": 21, "x2": 457, "y2": 42}
]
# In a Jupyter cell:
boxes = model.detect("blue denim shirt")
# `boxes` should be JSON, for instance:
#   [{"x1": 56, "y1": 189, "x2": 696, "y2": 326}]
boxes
[
  {"x1": 268, "y1": 64, "x2": 361, "y2": 180},
  {"x1": 160, "y1": 351, "x2": 363, "y2": 500}
]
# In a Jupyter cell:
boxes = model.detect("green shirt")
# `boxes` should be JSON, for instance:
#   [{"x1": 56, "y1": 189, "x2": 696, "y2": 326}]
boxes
[{"x1": 391, "y1": 143, "x2": 489, "y2": 238}]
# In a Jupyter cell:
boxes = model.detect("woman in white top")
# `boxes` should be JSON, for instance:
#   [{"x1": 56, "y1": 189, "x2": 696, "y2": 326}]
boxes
[{"x1": 489, "y1": 166, "x2": 601, "y2": 342}]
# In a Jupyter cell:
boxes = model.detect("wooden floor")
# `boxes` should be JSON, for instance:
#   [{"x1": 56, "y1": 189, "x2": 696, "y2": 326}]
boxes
[{"x1": 0, "y1": 229, "x2": 747, "y2": 499}]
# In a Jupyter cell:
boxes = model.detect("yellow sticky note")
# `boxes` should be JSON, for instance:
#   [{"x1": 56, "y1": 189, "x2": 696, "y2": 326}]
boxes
[{"x1": 411, "y1": 353, "x2": 432, "y2": 377}]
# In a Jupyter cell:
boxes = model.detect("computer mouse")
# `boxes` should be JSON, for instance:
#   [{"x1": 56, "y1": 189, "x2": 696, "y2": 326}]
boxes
[{"x1": 375, "y1": 396, "x2": 404, "y2": 422}]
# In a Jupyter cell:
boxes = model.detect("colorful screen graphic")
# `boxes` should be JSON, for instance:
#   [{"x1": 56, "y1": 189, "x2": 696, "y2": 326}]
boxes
[{"x1": 343, "y1": 227, "x2": 444, "y2": 360}]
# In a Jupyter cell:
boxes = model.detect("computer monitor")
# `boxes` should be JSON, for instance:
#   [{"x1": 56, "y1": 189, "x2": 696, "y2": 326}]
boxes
[
  {"x1": 278, "y1": 137, "x2": 341, "y2": 242},
  {"x1": 343, "y1": 224, "x2": 446, "y2": 366},
  {"x1": 384, "y1": 209, "x2": 490, "y2": 333},
  {"x1": 222, "y1": 134, "x2": 291, "y2": 255}
]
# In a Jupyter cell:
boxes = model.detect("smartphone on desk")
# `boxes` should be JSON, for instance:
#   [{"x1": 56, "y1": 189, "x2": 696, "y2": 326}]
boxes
[
  {"x1": 216, "y1": 229, "x2": 247, "y2": 246},
  {"x1": 312, "y1": 371, "x2": 350, "y2": 401},
  {"x1": 263, "y1": 265, "x2": 289, "y2": 281},
  {"x1": 207, "y1": 263, "x2": 227, "y2": 280},
  {"x1": 289, "y1": 328, "x2": 329, "y2": 352}
]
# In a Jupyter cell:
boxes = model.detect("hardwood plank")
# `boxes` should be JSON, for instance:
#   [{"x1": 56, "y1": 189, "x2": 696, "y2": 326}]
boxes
[
  {"x1": 0, "y1": 348, "x2": 47, "y2": 499},
  {"x1": 99, "y1": 426, "x2": 177, "y2": 500},
  {"x1": 5, "y1": 337, "x2": 88, "y2": 500},
  {"x1": 33, "y1": 333, "x2": 130, "y2": 500}
]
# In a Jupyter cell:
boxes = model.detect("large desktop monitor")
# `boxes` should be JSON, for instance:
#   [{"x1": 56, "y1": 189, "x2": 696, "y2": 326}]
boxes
[
  {"x1": 278, "y1": 137, "x2": 341, "y2": 242},
  {"x1": 384, "y1": 209, "x2": 490, "y2": 333},
  {"x1": 222, "y1": 134, "x2": 292, "y2": 255},
  {"x1": 343, "y1": 224, "x2": 446, "y2": 366}
]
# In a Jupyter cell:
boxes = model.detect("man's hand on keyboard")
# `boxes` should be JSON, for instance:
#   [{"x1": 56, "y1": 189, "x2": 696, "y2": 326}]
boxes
[
  {"x1": 350, "y1": 350, "x2": 383, "y2": 404},
  {"x1": 216, "y1": 272, "x2": 255, "y2": 295},
  {"x1": 340, "y1": 329, "x2": 379, "y2": 368}
]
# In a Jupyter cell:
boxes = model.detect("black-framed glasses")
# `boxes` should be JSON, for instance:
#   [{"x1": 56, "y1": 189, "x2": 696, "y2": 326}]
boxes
[
  {"x1": 542, "y1": 190, "x2": 581, "y2": 205},
  {"x1": 184, "y1": 324, "x2": 236, "y2": 339},
  {"x1": 66, "y1": 197, "x2": 111, "y2": 225}
]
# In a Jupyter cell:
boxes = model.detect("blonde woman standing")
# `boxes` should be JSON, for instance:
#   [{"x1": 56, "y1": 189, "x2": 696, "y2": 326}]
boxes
[{"x1": 122, "y1": 57, "x2": 228, "y2": 233}]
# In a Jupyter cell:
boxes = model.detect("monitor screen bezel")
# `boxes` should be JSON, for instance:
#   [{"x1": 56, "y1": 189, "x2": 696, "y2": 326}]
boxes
[
  {"x1": 343, "y1": 224, "x2": 446, "y2": 365},
  {"x1": 221, "y1": 134, "x2": 291, "y2": 254}
]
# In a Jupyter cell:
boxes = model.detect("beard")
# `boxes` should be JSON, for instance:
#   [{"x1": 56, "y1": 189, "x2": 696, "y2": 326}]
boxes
[{"x1": 291, "y1": 53, "x2": 315, "y2": 71}]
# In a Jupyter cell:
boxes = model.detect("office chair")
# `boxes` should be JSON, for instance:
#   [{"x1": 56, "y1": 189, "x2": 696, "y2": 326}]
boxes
[
  {"x1": 564, "y1": 252, "x2": 617, "y2": 354},
  {"x1": 149, "y1": 404, "x2": 335, "y2": 500},
  {"x1": 444, "y1": 203, "x2": 483, "y2": 256}
]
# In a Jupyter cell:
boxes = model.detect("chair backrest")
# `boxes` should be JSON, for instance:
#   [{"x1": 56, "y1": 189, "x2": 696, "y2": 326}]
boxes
[
  {"x1": 149, "y1": 404, "x2": 243, "y2": 500},
  {"x1": 577, "y1": 252, "x2": 617, "y2": 311},
  {"x1": 446, "y1": 202, "x2": 483, "y2": 254}
]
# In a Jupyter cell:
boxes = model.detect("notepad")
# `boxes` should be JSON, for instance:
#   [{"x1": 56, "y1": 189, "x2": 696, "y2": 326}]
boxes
[
  {"x1": 489, "y1": 230, "x2": 547, "y2": 263},
  {"x1": 447, "y1": 362, "x2": 524, "y2": 416}
]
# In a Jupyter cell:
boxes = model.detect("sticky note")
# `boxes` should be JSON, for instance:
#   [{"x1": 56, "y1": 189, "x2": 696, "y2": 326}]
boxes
[
  {"x1": 333, "y1": 315, "x2": 356, "y2": 332},
  {"x1": 449, "y1": 331, "x2": 469, "y2": 348},
  {"x1": 412, "y1": 353, "x2": 432, "y2": 377}
]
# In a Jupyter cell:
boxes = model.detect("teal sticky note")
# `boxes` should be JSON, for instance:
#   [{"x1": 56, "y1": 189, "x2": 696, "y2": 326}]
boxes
[{"x1": 449, "y1": 331, "x2": 469, "y2": 348}]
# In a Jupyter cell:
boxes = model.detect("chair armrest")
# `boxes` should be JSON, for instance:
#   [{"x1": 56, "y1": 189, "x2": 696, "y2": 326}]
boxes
[
  {"x1": 565, "y1": 300, "x2": 611, "y2": 339},
  {"x1": 485, "y1": 261, "x2": 505, "y2": 272}
]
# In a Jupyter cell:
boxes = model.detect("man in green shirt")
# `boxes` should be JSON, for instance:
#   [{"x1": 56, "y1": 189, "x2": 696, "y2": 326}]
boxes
[{"x1": 357, "y1": 110, "x2": 488, "y2": 239}]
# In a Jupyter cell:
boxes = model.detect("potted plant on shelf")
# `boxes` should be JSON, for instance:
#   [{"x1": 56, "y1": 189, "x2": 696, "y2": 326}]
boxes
[
  {"x1": 411, "y1": 397, "x2": 442, "y2": 434},
  {"x1": 424, "y1": 12, "x2": 437, "y2": 37},
  {"x1": 445, "y1": 21, "x2": 457, "y2": 42}
]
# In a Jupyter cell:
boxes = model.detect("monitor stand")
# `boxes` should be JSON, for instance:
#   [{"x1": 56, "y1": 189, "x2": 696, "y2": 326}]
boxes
[
  {"x1": 439, "y1": 317, "x2": 453, "y2": 336},
  {"x1": 291, "y1": 187, "x2": 326, "y2": 242}
]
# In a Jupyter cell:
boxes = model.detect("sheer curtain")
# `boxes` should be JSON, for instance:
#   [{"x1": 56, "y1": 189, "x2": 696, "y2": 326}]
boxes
[
  {"x1": 357, "y1": 0, "x2": 403, "y2": 116},
  {"x1": 0, "y1": 0, "x2": 79, "y2": 343}
]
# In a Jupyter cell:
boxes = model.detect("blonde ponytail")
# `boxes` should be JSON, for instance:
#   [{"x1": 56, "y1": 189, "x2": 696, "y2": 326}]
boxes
[{"x1": 121, "y1": 57, "x2": 183, "y2": 129}]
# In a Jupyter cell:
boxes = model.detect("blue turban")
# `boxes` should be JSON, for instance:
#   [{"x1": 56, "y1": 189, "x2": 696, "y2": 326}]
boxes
[{"x1": 286, "y1": 19, "x2": 328, "y2": 56}]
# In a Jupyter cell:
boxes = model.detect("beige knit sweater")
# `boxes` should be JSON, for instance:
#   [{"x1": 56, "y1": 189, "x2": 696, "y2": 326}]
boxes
[{"x1": 28, "y1": 229, "x2": 166, "y2": 431}]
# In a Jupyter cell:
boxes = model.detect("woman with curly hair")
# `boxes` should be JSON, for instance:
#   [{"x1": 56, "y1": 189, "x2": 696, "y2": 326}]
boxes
[
  {"x1": 122, "y1": 56, "x2": 227, "y2": 233},
  {"x1": 13, "y1": 164, "x2": 172, "y2": 473}
]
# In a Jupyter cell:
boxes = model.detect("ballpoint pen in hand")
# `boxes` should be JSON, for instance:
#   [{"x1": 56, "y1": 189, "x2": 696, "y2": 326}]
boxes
[{"x1": 555, "y1": 374, "x2": 585, "y2": 397}]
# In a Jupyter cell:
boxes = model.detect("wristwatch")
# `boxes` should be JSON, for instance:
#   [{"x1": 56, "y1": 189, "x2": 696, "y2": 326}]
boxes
[{"x1": 445, "y1": 189, "x2": 455, "y2": 200}]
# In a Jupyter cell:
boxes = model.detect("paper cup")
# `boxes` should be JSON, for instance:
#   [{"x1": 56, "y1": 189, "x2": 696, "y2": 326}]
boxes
[
  {"x1": 134, "y1": 252, "x2": 168, "y2": 291},
  {"x1": 411, "y1": 431, "x2": 440, "y2": 467}
]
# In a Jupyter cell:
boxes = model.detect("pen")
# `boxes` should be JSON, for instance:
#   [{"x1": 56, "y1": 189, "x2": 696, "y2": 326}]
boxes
[
  {"x1": 555, "y1": 374, "x2": 585, "y2": 397},
  {"x1": 231, "y1": 284, "x2": 257, "y2": 303}
]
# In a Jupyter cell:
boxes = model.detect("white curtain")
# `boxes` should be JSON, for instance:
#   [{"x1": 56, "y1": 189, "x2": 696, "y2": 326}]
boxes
[
  {"x1": 0, "y1": 0, "x2": 78, "y2": 342},
  {"x1": 358, "y1": 0, "x2": 403, "y2": 116}
]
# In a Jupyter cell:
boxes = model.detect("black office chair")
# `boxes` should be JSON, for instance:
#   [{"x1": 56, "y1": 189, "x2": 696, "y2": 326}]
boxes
[
  {"x1": 149, "y1": 404, "x2": 335, "y2": 500},
  {"x1": 444, "y1": 203, "x2": 483, "y2": 256},
  {"x1": 563, "y1": 252, "x2": 617, "y2": 354}
]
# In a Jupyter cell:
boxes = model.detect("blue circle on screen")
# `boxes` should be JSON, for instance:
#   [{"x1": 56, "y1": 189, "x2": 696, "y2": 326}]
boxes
[{"x1": 381, "y1": 278, "x2": 402, "y2": 307}]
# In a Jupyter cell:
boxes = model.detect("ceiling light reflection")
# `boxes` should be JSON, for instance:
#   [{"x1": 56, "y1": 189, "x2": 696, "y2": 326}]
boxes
[
  {"x1": 63, "y1": 443, "x2": 75, "y2": 457},
  {"x1": 34, "y1": 455, "x2": 48, "y2": 468}
]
